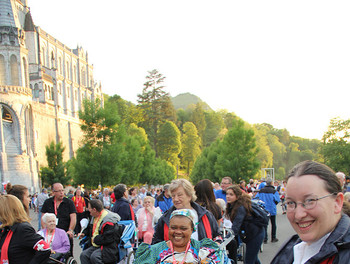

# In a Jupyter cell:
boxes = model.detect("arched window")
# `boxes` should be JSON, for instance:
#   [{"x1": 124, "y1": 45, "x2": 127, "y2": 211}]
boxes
[
  {"x1": 51, "y1": 51, "x2": 55, "y2": 69},
  {"x1": 1, "y1": 104, "x2": 20, "y2": 155},
  {"x1": 22, "y1": 57, "x2": 28, "y2": 87},
  {"x1": 73, "y1": 65, "x2": 77, "y2": 82},
  {"x1": 66, "y1": 61, "x2": 70, "y2": 79},
  {"x1": 10, "y1": 55, "x2": 19, "y2": 86},
  {"x1": 58, "y1": 57, "x2": 62, "y2": 74},
  {"x1": 34, "y1": 83, "x2": 39, "y2": 98},
  {"x1": 81, "y1": 68, "x2": 86, "y2": 86},
  {"x1": 0, "y1": 55, "x2": 6, "y2": 85},
  {"x1": 41, "y1": 47, "x2": 46, "y2": 66},
  {"x1": 51, "y1": 87, "x2": 54, "y2": 100}
]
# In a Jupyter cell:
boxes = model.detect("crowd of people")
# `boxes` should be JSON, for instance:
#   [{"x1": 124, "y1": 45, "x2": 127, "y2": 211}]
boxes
[{"x1": 1, "y1": 160, "x2": 350, "y2": 263}]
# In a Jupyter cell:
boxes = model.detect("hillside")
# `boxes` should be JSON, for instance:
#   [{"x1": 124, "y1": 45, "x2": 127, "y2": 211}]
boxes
[{"x1": 171, "y1": 93, "x2": 212, "y2": 111}]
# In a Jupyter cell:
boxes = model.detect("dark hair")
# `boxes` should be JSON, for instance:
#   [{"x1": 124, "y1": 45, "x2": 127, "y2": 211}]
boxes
[
  {"x1": 129, "y1": 187, "x2": 135, "y2": 196},
  {"x1": 194, "y1": 179, "x2": 221, "y2": 221},
  {"x1": 114, "y1": 184, "x2": 127, "y2": 200},
  {"x1": 88, "y1": 199, "x2": 104, "y2": 212},
  {"x1": 287, "y1": 160, "x2": 350, "y2": 216},
  {"x1": 6, "y1": 183, "x2": 29, "y2": 214},
  {"x1": 131, "y1": 198, "x2": 138, "y2": 206},
  {"x1": 225, "y1": 185, "x2": 252, "y2": 221},
  {"x1": 287, "y1": 160, "x2": 341, "y2": 194}
]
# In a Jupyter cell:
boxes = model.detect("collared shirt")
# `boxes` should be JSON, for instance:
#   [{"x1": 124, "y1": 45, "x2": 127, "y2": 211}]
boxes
[
  {"x1": 36, "y1": 192, "x2": 49, "y2": 207},
  {"x1": 41, "y1": 197, "x2": 77, "y2": 231},
  {"x1": 293, "y1": 233, "x2": 330, "y2": 264}
]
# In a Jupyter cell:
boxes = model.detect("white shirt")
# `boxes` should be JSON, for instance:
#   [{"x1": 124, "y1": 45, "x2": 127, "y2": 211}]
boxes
[
  {"x1": 190, "y1": 209, "x2": 199, "y2": 240},
  {"x1": 293, "y1": 233, "x2": 331, "y2": 264}
]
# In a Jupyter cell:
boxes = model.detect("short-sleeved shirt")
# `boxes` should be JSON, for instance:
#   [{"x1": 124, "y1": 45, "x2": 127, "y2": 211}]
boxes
[{"x1": 41, "y1": 197, "x2": 77, "y2": 231}]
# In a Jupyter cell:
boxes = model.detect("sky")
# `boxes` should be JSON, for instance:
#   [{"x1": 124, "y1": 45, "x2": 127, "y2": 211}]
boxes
[{"x1": 28, "y1": 0, "x2": 350, "y2": 140}]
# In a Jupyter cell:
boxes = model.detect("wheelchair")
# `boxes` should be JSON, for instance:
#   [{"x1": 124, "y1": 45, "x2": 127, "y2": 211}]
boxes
[
  {"x1": 116, "y1": 220, "x2": 138, "y2": 264},
  {"x1": 47, "y1": 251, "x2": 77, "y2": 264}
]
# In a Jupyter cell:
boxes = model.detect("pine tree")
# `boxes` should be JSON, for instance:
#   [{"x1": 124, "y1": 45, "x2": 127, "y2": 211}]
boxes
[{"x1": 137, "y1": 69, "x2": 176, "y2": 155}]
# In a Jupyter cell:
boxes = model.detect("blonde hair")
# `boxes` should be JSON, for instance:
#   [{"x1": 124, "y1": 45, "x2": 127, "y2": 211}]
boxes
[
  {"x1": 169, "y1": 178, "x2": 197, "y2": 202},
  {"x1": 0, "y1": 195, "x2": 30, "y2": 227},
  {"x1": 344, "y1": 192, "x2": 350, "y2": 202},
  {"x1": 143, "y1": 196, "x2": 155, "y2": 206}
]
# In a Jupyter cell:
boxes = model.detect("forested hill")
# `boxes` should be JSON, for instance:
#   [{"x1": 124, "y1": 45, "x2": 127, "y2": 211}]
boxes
[{"x1": 171, "y1": 93, "x2": 212, "y2": 111}]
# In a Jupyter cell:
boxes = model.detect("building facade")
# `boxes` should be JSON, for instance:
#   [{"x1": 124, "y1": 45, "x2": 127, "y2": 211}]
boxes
[{"x1": 0, "y1": 0, "x2": 103, "y2": 192}]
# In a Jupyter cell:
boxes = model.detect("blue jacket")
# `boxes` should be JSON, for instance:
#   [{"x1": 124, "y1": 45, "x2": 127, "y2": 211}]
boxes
[
  {"x1": 155, "y1": 193, "x2": 173, "y2": 213},
  {"x1": 255, "y1": 185, "x2": 280, "y2": 216},
  {"x1": 271, "y1": 214, "x2": 350, "y2": 264},
  {"x1": 112, "y1": 198, "x2": 133, "y2": 221},
  {"x1": 214, "y1": 189, "x2": 227, "y2": 202}
]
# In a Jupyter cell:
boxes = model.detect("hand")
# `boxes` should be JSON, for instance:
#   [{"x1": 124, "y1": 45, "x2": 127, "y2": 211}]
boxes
[
  {"x1": 67, "y1": 230, "x2": 74, "y2": 238},
  {"x1": 78, "y1": 233, "x2": 85, "y2": 239}
]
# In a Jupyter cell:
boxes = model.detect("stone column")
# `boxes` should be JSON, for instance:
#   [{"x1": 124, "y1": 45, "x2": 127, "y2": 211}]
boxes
[{"x1": 0, "y1": 105, "x2": 5, "y2": 189}]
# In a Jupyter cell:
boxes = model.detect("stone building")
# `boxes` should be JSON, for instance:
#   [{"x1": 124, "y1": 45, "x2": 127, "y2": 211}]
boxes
[{"x1": 0, "y1": 0, "x2": 103, "y2": 193}]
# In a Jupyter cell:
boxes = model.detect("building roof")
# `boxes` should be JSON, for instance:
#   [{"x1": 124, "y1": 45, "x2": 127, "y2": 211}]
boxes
[{"x1": 0, "y1": 0, "x2": 21, "y2": 28}]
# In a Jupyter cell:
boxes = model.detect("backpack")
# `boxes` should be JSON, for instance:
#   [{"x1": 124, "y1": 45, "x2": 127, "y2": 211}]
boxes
[{"x1": 250, "y1": 201, "x2": 270, "y2": 227}]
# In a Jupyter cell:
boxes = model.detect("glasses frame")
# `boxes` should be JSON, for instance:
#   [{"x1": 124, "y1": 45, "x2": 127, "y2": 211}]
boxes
[{"x1": 283, "y1": 192, "x2": 337, "y2": 211}]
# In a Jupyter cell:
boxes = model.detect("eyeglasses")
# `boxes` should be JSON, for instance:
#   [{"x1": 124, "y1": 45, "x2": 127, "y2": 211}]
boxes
[{"x1": 283, "y1": 193, "x2": 337, "y2": 211}]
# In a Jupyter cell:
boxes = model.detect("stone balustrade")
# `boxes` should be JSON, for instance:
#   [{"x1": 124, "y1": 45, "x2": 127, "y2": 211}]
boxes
[{"x1": 0, "y1": 85, "x2": 32, "y2": 96}]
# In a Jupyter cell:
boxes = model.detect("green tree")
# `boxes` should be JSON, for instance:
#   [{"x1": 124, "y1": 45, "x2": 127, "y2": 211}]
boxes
[
  {"x1": 190, "y1": 141, "x2": 220, "y2": 183},
  {"x1": 181, "y1": 122, "x2": 201, "y2": 174},
  {"x1": 267, "y1": 134, "x2": 287, "y2": 179},
  {"x1": 40, "y1": 141, "x2": 69, "y2": 187},
  {"x1": 203, "y1": 111, "x2": 225, "y2": 147},
  {"x1": 214, "y1": 119, "x2": 260, "y2": 183},
  {"x1": 71, "y1": 99, "x2": 122, "y2": 188},
  {"x1": 321, "y1": 118, "x2": 350, "y2": 175},
  {"x1": 254, "y1": 124, "x2": 273, "y2": 169},
  {"x1": 191, "y1": 103, "x2": 206, "y2": 144},
  {"x1": 176, "y1": 108, "x2": 191, "y2": 131},
  {"x1": 137, "y1": 69, "x2": 176, "y2": 154},
  {"x1": 157, "y1": 120, "x2": 182, "y2": 168},
  {"x1": 191, "y1": 119, "x2": 260, "y2": 184},
  {"x1": 106, "y1": 94, "x2": 144, "y2": 126}
]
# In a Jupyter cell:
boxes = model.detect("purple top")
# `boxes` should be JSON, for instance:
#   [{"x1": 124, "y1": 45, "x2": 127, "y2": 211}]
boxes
[{"x1": 38, "y1": 227, "x2": 70, "y2": 253}]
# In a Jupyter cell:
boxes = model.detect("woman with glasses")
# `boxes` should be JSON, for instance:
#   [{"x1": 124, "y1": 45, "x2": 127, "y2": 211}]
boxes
[{"x1": 271, "y1": 160, "x2": 350, "y2": 264}]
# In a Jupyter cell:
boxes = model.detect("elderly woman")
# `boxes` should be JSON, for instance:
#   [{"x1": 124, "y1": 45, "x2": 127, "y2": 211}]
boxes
[
  {"x1": 134, "y1": 209, "x2": 229, "y2": 263},
  {"x1": 0, "y1": 195, "x2": 50, "y2": 264},
  {"x1": 152, "y1": 178, "x2": 221, "y2": 244},
  {"x1": 136, "y1": 196, "x2": 162, "y2": 244},
  {"x1": 38, "y1": 213, "x2": 70, "y2": 262},
  {"x1": 271, "y1": 160, "x2": 350, "y2": 264}
]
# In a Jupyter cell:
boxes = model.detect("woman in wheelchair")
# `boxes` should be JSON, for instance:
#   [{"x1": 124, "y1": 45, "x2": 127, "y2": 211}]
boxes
[
  {"x1": 134, "y1": 209, "x2": 230, "y2": 264},
  {"x1": 38, "y1": 213, "x2": 70, "y2": 263}
]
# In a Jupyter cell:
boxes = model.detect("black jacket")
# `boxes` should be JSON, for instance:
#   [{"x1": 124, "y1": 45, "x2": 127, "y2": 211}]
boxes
[
  {"x1": 152, "y1": 201, "x2": 222, "y2": 244},
  {"x1": 112, "y1": 198, "x2": 134, "y2": 221},
  {"x1": 228, "y1": 204, "x2": 263, "y2": 243},
  {"x1": 271, "y1": 214, "x2": 350, "y2": 264},
  {"x1": 82, "y1": 211, "x2": 123, "y2": 264},
  {"x1": 0, "y1": 222, "x2": 50, "y2": 264}
]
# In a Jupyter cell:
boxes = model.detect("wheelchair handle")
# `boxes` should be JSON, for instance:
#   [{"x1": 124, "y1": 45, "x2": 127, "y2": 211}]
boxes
[
  {"x1": 219, "y1": 229, "x2": 235, "y2": 250},
  {"x1": 48, "y1": 257, "x2": 65, "y2": 264}
]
